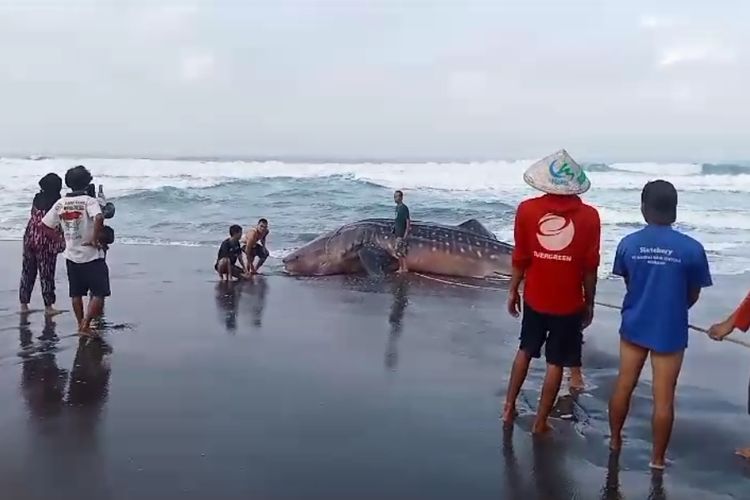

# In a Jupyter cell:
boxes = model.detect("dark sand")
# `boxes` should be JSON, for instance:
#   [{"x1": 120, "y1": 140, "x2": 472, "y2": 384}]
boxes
[{"x1": 0, "y1": 242, "x2": 748, "y2": 499}]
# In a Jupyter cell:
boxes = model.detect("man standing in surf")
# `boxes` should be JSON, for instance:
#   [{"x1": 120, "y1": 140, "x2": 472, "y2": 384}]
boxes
[
  {"x1": 608, "y1": 180, "x2": 712, "y2": 470},
  {"x1": 393, "y1": 190, "x2": 411, "y2": 273},
  {"x1": 503, "y1": 149, "x2": 600, "y2": 434}
]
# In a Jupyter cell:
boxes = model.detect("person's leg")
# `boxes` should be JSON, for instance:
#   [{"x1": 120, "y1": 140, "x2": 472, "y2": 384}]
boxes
[
  {"x1": 254, "y1": 245, "x2": 268, "y2": 272},
  {"x1": 216, "y1": 258, "x2": 230, "y2": 281},
  {"x1": 503, "y1": 303, "x2": 546, "y2": 424},
  {"x1": 39, "y1": 249, "x2": 61, "y2": 315},
  {"x1": 66, "y1": 260, "x2": 86, "y2": 330},
  {"x1": 569, "y1": 367, "x2": 585, "y2": 391},
  {"x1": 608, "y1": 338, "x2": 649, "y2": 451},
  {"x1": 533, "y1": 311, "x2": 583, "y2": 434},
  {"x1": 72, "y1": 297, "x2": 85, "y2": 329},
  {"x1": 19, "y1": 247, "x2": 38, "y2": 311},
  {"x1": 230, "y1": 265, "x2": 244, "y2": 281},
  {"x1": 396, "y1": 238, "x2": 409, "y2": 273},
  {"x1": 503, "y1": 349, "x2": 533, "y2": 423},
  {"x1": 80, "y1": 260, "x2": 110, "y2": 334},
  {"x1": 533, "y1": 363, "x2": 563, "y2": 434},
  {"x1": 81, "y1": 297, "x2": 104, "y2": 334},
  {"x1": 649, "y1": 349, "x2": 685, "y2": 468}
]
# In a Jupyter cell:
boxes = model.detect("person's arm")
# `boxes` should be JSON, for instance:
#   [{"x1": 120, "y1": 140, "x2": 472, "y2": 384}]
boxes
[
  {"x1": 85, "y1": 197, "x2": 104, "y2": 247},
  {"x1": 709, "y1": 291, "x2": 750, "y2": 340},
  {"x1": 687, "y1": 245, "x2": 713, "y2": 310},
  {"x1": 238, "y1": 247, "x2": 247, "y2": 273},
  {"x1": 733, "y1": 293, "x2": 750, "y2": 331},
  {"x1": 84, "y1": 214, "x2": 103, "y2": 248},
  {"x1": 245, "y1": 230, "x2": 258, "y2": 273},
  {"x1": 508, "y1": 205, "x2": 529, "y2": 317},
  {"x1": 581, "y1": 211, "x2": 601, "y2": 328},
  {"x1": 404, "y1": 206, "x2": 411, "y2": 238},
  {"x1": 611, "y1": 239, "x2": 628, "y2": 284},
  {"x1": 41, "y1": 202, "x2": 61, "y2": 231}
]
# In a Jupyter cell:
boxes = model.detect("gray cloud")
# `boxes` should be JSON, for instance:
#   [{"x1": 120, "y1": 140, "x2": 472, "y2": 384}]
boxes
[{"x1": 0, "y1": 0, "x2": 747, "y2": 161}]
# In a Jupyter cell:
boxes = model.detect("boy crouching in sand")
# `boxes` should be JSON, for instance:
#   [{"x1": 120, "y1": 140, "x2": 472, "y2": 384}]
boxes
[{"x1": 215, "y1": 225, "x2": 249, "y2": 281}]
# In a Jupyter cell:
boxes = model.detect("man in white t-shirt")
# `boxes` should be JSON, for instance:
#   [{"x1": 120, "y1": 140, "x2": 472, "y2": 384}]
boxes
[{"x1": 43, "y1": 165, "x2": 110, "y2": 335}]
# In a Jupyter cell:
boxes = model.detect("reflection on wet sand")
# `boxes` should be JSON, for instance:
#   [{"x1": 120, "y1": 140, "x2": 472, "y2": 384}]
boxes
[
  {"x1": 600, "y1": 452, "x2": 667, "y2": 500},
  {"x1": 19, "y1": 315, "x2": 112, "y2": 426},
  {"x1": 16, "y1": 315, "x2": 113, "y2": 499},
  {"x1": 600, "y1": 452, "x2": 623, "y2": 500},
  {"x1": 216, "y1": 281, "x2": 241, "y2": 332},
  {"x1": 531, "y1": 435, "x2": 575, "y2": 500},
  {"x1": 246, "y1": 276, "x2": 268, "y2": 328},
  {"x1": 501, "y1": 427, "x2": 531, "y2": 498},
  {"x1": 214, "y1": 276, "x2": 269, "y2": 333},
  {"x1": 385, "y1": 277, "x2": 409, "y2": 370},
  {"x1": 68, "y1": 338, "x2": 112, "y2": 421},
  {"x1": 19, "y1": 315, "x2": 67, "y2": 421}
]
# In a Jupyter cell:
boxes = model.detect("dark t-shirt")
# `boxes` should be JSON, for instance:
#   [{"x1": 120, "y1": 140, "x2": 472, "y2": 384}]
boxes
[
  {"x1": 217, "y1": 238, "x2": 242, "y2": 265},
  {"x1": 394, "y1": 203, "x2": 410, "y2": 237}
]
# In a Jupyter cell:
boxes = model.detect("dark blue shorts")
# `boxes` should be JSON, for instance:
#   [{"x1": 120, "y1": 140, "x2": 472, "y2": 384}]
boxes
[
  {"x1": 519, "y1": 302, "x2": 583, "y2": 367},
  {"x1": 67, "y1": 259, "x2": 111, "y2": 298}
]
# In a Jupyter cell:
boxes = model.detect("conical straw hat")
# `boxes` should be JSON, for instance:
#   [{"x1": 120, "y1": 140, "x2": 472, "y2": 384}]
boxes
[{"x1": 523, "y1": 149, "x2": 591, "y2": 195}]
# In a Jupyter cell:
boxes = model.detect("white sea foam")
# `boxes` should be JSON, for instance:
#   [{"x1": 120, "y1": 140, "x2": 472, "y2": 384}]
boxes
[
  {"x1": 4, "y1": 157, "x2": 750, "y2": 197},
  {"x1": 1, "y1": 156, "x2": 749, "y2": 275}
]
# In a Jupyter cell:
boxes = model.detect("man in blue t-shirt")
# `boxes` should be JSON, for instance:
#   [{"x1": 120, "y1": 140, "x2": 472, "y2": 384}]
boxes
[{"x1": 608, "y1": 180, "x2": 712, "y2": 470}]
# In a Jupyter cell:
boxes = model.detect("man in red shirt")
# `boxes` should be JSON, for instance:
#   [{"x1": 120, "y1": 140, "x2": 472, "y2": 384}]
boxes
[
  {"x1": 503, "y1": 149, "x2": 601, "y2": 434},
  {"x1": 708, "y1": 292, "x2": 750, "y2": 459}
]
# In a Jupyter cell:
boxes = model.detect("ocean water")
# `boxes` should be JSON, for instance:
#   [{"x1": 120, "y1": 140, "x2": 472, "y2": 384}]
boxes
[{"x1": 1, "y1": 156, "x2": 749, "y2": 276}]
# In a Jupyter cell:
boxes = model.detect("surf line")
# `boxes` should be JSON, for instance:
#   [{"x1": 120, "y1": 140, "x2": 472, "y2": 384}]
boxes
[{"x1": 413, "y1": 272, "x2": 750, "y2": 350}]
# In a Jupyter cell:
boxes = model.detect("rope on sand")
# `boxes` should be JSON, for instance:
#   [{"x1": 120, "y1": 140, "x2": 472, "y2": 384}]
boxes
[{"x1": 414, "y1": 272, "x2": 750, "y2": 350}]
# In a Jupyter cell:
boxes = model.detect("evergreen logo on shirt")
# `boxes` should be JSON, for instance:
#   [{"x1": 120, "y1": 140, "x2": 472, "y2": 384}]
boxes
[{"x1": 536, "y1": 214, "x2": 575, "y2": 252}]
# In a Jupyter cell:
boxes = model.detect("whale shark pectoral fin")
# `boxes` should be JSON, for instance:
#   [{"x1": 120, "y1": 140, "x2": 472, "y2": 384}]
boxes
[
  {"x1": 357, "y1": 247, "x2": 394, "y2": 277},
  {"x1": 457, "y1": 219, "x2": 498, "y2": 241}
]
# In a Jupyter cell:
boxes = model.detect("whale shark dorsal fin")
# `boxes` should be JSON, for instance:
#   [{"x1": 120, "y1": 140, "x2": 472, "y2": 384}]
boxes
[{"x1": 457, "y1": 219, "x2": 498, "y2": 240}]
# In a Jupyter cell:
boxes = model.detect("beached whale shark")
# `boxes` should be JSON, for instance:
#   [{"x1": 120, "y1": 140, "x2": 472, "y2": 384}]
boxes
[{"x1": 282, "y1": 218, "x2": 514, "y2": 278}]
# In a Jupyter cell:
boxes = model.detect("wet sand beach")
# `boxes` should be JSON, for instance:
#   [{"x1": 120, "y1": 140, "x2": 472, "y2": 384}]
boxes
[{"x1": 0, "y1": 242, "x2": 748, "y2": 499}]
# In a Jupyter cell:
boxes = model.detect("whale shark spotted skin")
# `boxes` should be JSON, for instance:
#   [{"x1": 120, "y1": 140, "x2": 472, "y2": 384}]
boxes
[{"x1": 283, "y1": 218, "x2": 514, "y2": 279}]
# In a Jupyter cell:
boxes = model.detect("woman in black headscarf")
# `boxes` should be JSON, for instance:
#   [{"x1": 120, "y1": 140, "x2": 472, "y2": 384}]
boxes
[{"x1": 20, "y1": 173, "x2": 65, "y2": 315}]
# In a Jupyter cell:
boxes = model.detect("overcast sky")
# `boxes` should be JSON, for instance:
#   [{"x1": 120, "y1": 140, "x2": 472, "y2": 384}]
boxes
[{"x1": 0, "y1": 0, "x2": 747, "y2": 162}]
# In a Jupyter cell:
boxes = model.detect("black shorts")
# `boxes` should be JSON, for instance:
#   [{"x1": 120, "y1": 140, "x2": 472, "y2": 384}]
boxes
[
  {"x1": 519, "y1": 302, "x2": 583, "y2": 367},
  {"x1": 67, "y1": 259, "x2": 111, "y2": 298},
  {"x1": 246, "y1": 244, "x2": 269, "y2": 260}
]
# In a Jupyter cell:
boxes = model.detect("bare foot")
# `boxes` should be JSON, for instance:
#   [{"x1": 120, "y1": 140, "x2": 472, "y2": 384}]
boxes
[
  {"x1": 609, "y1": 434, "x2": 622, "y2": 452},
  {"x1": 79, "y1": 319, "x2": 95, "y2": 337},
  {"x1": 569, "y1": 373, "x2": 585, "y2": 392},
  {"x1": 735, "y1": 447, "x2": 750, "y2": 459},
  {"x1": 20, "y1": 304, "x2": 29, "y2": 313},
  {"x1": 502, "y1": 404, "x2": 517, "y2": 425},
  {"x1": 44, "y1": 307, "x2": 63, "y2": 317},
  {"x1": 649, "y1": 460, "x2": 666, "y2": 471},
  {"x1": 532, "y1": 420, "x2": 553, "y2": 435}
]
